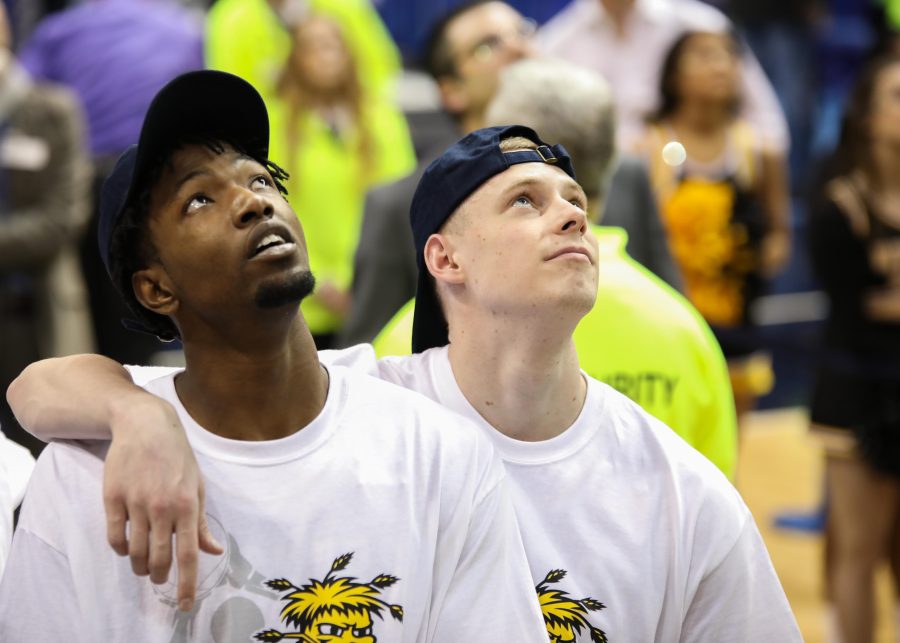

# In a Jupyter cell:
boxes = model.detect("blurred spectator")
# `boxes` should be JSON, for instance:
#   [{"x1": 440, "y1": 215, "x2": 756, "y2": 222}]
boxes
[
  {"x1": 808, "y1": 53, "x2": 900, "y2": 643},
  {"x1": 339, "y1": 0, "x2": 680, "y2": 347},
  {"x1": 0, "y1": 2, "x2": 92, "y2": 457},
  {"x1": 18, "y1": 0, "x2": 203, "y2": 365},
  {"x1": 538, "y1": 0, "x2": 789, "y2": 156},
  {"x1": 372, "y1": 58, "x2": 738, "y2": 478},
  {"x1": 636, "y1": 30, "x2": 791, "y2": 418},
  {"x1": 267, "y1": 12, "x2": 415, "y2": 347},
  {"x1": 205, "y1": 0, "x2": 403, "y2": 102},
  {"x1": 19, "y1": 0, "x2": 203, "y2": 159}
]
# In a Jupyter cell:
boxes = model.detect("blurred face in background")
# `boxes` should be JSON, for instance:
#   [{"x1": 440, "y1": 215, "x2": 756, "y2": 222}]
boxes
[
  {"x1": 0, "y1": 3, "x2": 11, "y2": 74},
  {"x1": 439, "y1": 2, "x2": 536, "y2": 125},
  {"x1": 672, "y1": 33, "x2": 741, "y2": 107},
  {"x1": 289, "y1": 16, "x2": 353, "y2": 95},
  {"x1": 868, "y1": 62, "x2": 900, "y2": 148}
]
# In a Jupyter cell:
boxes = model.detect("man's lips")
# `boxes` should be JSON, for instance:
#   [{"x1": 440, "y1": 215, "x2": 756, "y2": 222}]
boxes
[
  {"x1": 246, "y1": 221, "x2": 297, "y2": 260},
  {"x1": 546, "y1": 246, "x2": 593, "y2": 264}
]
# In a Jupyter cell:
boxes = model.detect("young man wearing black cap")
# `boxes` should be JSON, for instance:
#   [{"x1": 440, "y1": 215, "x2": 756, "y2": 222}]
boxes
[
  {"x1": 0, "y1": 71, "x2": 547, "y2": 641},
  {"x1": 10, "y1": 124, "x2": 801, "y2": 640}
]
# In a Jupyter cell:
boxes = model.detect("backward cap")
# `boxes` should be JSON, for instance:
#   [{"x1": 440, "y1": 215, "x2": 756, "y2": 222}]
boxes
[
  {"x1": 409, "y1": 125, "x2": 576, "y2": 353},
  {"x1": 98, "y1": 70, "x2": 270, "y2": 281}
]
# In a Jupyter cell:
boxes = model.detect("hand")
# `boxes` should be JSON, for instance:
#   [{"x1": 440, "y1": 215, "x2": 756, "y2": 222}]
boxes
[
  {"x1": 760, "y1": 229, "x2": 791, "y2": 278},
  {"x1": 315, "y1": 281, "x2": 352, "y2": 317},
  {"x1": 103, "y1": 393, "x2": 223, "y2": 611}
]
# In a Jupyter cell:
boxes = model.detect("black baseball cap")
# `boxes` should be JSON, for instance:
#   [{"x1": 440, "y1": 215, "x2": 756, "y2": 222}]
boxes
[
  {"x1": 409, "y1": 125, "x2": 576, "y2": 353},
  {"x1": 98, "y1": 70, "x2": 270, "y2": 280}
]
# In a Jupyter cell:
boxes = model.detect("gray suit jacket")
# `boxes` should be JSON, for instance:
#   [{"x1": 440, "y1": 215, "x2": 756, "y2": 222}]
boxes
[{"x1": 601, "y1": 154, "x2": 683, "y2": 292}]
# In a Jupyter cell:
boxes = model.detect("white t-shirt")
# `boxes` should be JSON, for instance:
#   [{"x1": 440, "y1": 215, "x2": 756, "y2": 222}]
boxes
[
  {"x1": 0, "y1": 365, "x2": 547, "y2": 642},
  {"x1": 0, "y1": 427, "x2": 35, "y2": 577},
  {"x1": 339, "y1": 346, "x2": 801, "y2": 642}
]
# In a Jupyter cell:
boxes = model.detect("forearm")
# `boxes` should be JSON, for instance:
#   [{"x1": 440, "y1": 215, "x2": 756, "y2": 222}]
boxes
[{"x1": 7, "y1": 354, "x2": 163, "y2": 441}]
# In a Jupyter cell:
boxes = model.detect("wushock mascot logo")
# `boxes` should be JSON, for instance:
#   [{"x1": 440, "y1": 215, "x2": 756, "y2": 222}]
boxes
[
  {"x1": 537, "y1": 569, "x2": 609, "y2": 643},
  {"x1": 255, "y1": 553, "x2": 403, "y2": 642}
]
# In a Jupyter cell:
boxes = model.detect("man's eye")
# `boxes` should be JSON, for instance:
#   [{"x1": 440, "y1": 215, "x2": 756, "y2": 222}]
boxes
[
  {"x1": 185, "y1": 194, "x2": 211, "y2": 212},
  {"x1": 318, "y1": 624, "x2": 344, "y2": 636},
  {"x1": 570, "y1": 199, "x2": 586, "y2": 210},
  {"x1": 252, "y1": 175, "x2": 272, "y2": 188},
  {"x1": 513, "y1": 195, "x2": 534, "y2": 208},
  {"x1": 472, "y1": 35, "x2": 502, "y2": 60}
]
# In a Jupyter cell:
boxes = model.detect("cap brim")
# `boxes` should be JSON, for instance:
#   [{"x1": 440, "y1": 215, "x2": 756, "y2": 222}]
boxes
[{"x1": 411, "y1": 269, "x2": 449, "y2": 353}]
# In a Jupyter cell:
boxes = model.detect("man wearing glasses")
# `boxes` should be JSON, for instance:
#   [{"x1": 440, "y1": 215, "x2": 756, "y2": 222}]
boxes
[{"x1": 338, "y1": 0, "x2": 538, "y2": 347}]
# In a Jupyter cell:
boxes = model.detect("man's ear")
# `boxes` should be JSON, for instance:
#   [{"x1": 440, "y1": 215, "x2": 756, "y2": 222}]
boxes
[
  {"x1": 437, "y1": 75, "x2": 469, "y2": 116},
  {"x1": 132, "y1": 265, "x2": 179, "y2": 317},
  {"x1": 423, "y1": 233, "x2": 466, "y2": 286}
]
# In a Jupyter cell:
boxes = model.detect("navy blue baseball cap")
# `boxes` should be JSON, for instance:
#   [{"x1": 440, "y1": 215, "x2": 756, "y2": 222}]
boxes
[
  {"x1": 409, "y1": 125, "x2": 576, "y2": 353},
  {"x1": 98, "y1": 70, "x2": 270, "y2": 282}
]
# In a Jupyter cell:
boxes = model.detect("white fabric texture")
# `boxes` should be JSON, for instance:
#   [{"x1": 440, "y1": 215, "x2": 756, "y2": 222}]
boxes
[
  {"x1": 538, "y1": 0, "x2": 789, "y2": 152},
  {"x1": 0, "y1": 364, "x2": 546, "y2": 642},
  {"x1": 0, "y1": 427, "x2": 35, "y2": 576},
  {"x1": 372, "y1": 346, "x2": 801, "y2": 642}
]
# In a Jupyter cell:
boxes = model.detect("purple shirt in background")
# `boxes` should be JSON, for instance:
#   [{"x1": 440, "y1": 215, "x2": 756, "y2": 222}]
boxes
[{"x1": 19, "y1": 0, "x2": 203, "y2": 157}]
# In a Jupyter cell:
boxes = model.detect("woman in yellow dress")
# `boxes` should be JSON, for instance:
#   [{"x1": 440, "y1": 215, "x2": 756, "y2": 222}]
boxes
[{"x1": 268, "y1": 13, "x2": 415, "y2": 347}]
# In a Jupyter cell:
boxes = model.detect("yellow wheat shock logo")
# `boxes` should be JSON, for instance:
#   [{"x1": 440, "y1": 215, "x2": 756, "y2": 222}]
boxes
[
  {"x1": 537, "y1": 569, "x2": 609, "y2": 643},
  {"x1": 255, "y1": 553, "x2": 403, "y2": 643}
]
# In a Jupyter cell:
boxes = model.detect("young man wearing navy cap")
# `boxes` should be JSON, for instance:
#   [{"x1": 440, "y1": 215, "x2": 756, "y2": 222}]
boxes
[
  {"x1": 371, "y1": 126, "x2": 800, "y2": 641},
  {"x1": 10, "y1": 122, "x2": 801, "y2": 639},
  {"x1": 0, "y1": 70, "x2": 547, "y2": 641}
]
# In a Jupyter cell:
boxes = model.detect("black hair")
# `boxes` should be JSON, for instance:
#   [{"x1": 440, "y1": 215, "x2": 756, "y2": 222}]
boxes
[
  {"x1": 650, "y1": 29, "x2": 744, "y2": 123},
  {"x1": 107, "y1": 136, "x2": 290, "y2": 342},
  {"x1": 422, "y1": 0, "x2": 494, "y2": 79},
  {"x1": 829, "y1": 53, "x2": 900, "y2": 181}
]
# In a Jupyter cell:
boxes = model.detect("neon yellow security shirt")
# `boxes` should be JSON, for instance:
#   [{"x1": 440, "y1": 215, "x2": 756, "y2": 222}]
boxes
[{"x1": 373, "y1": 226, "x2": 737, "y2": 478}]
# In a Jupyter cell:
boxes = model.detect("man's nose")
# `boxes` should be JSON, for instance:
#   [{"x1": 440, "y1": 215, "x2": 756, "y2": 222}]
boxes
[
  {"x1": 231, "y1": 186, "x2": 274, "y2": 227},
  {"x1": 502, "y1": 37, "x2": 532, "y2": 63},
  {"x1": 557, "y1": 198, "x2": 588, "y2": 235}
]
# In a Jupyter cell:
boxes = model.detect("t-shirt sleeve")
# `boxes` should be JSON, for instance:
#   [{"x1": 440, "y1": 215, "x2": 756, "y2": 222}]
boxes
[
  {"x1": 680, "y1": 514, "x2": 801, "y2": 642},
  {"x1": 123, "y1": 364, "x2": 182, "y2": 387},
  {"x1": 427, "y1": 463, "x2": 548, "y2": 642},
  {"x1": 318, "y1": 344, "x2": 381, "y2": 375},
  {"x1": 0, "y1": 525, "x2": 81, "y2": 639}
]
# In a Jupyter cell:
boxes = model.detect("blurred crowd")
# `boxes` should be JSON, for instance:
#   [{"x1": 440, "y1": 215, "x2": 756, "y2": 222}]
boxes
[{"x1": 2, "y1": 0, "x2": 900, "y2": 638}]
